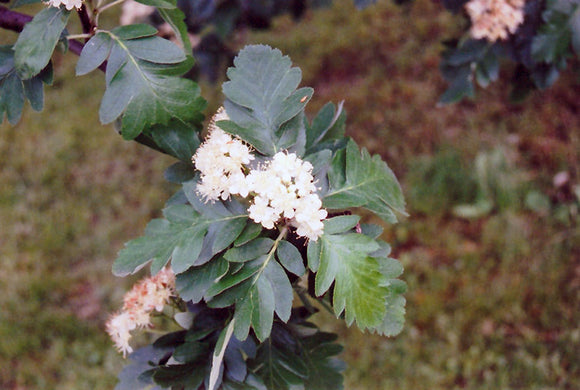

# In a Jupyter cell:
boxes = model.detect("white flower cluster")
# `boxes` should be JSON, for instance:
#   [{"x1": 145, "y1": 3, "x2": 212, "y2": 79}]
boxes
[
  {"x1": 106, "y1": 268, "x2": 175, "y2": 357},
  {"x1": 465, "y1": 0, "x2": 525, "y2": 42},
  {"x1": 245, "y1": 152, "x2": 327, "y2": 240},
  {"x1": 45, "y1": 0, "x2": 83, "y2": 10},
  {"x1": 192, "y1": 108, "x2": 327, "y2": 241},
  {"x1": 192, "y1": 107, "x2": 255, "y2": 201}
]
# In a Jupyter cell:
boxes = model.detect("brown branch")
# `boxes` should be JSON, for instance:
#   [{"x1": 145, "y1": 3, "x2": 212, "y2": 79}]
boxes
[
  {"x1": 0, "y1": 5, "x2": 32, "y2": 32},
  {"x1": 76, "y1": 4, "x2": 94, "y2": 36}
]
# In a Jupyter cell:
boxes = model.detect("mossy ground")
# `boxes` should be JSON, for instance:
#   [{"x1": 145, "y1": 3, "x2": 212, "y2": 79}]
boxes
[{"x1": 1, "y1": 1, "x2": 578, "y2": 389}]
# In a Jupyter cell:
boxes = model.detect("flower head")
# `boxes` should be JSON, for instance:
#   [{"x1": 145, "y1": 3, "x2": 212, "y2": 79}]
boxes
[
  {"x1": 45, "y1": 0, "x2": 83, "y2": 10},
  {"x1": 246, "y1": 152, "x2": 326, "y2": 240},
  {"x1": 106, "y1": 268, "x2": 175, "y2": 357},
  {"x1": 192, "y1": 107, "x2": 254, "y2": 202},
  {"x1": 465, "y1": 0, "x2": 525, "y2": 42}
]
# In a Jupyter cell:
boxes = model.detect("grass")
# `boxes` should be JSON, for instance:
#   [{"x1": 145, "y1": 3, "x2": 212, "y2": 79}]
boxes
[{"x1": 1, "y1": 0, "x2": 579, "y2": 389}]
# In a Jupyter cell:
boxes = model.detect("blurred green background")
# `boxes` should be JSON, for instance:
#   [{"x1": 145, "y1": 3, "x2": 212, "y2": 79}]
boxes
[{"x1": 1, "y1": 1, "x2": 578, "y2": 389}]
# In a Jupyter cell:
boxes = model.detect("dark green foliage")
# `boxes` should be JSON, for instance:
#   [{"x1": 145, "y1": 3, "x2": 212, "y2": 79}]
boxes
[
  {"x1": 13, "y1": 7, "x2": 69, "y2": 80},
  {"x1": 76, "y1": 25, "x2": 206, "y2": 140},
  {"x1": 0, "y1": 45, "x2": 52, "y2": 124}
]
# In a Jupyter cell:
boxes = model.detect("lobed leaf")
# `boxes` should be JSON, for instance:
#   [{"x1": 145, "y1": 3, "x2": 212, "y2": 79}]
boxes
[
  {"x1": 112, "y1": 200, "x2": 247, "y2": 276},
  {"x1": 323, "y1": 139, "x2": 406, "y2": 224},
  {"x1": 307, "y1": 229, "x2": 390, "y2": 330},
  {"x1": 222, "y1": 45, "x2": 312, "y2": 155}
]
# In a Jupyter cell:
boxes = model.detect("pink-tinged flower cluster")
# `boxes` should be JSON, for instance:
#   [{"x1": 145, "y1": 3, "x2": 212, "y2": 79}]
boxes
[
  {"x1": 45, "y1": 0, "x2": 83, "y2": 10},
  {"x1": 192, "y1": 108, "x2": 327, "y2": 241},
  {"x1": 465, "y1": 0, "x2": 525, "y2": 42},
  {"x1": 106, "y1": 268, "x2": 175, "y2": 357}
]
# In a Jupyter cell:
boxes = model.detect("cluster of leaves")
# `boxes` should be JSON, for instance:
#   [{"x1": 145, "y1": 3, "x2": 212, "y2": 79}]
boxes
[
  {"x1": 437, "y1": 0, "x2": 580, "y2": 103},
  {"x1": 1, "y1": 2, "x2": 406, "y2": 388},
  {"x1": 116, "y1": 305, "x2": 344, "y2": 390},
  {"x1": 1, "y1": 0, "x2": 206, "y2": 145},
  {"x1": 112, "y1": 45, "x2": 407, "y2": 389}
]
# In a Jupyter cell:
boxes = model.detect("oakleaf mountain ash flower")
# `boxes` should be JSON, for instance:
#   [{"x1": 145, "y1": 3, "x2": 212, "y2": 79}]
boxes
[
  {"x1": 45, "y1": 0, "x2": 83, "y2": 10},
  {"x1": 465, "y1": 0, "x2": 525, "y2": 42},
  {"x1": 106, "y1": 268, "x2": 175, "y2": 357},
  {"x1": 192, "y1": 108, "x2": 327, "y2": 241}
]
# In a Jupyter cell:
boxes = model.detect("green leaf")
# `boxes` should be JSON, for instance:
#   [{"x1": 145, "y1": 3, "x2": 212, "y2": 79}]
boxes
[
  {"x1": 234, "y1": 275, "x2": 275, "y2": 342},
  {"x1": 148, "y1": 120, "x2": 201, "y2": 162},
  {"x1": 249, "y1": 326, "x2": 308, "y2": 389},
  {"x1": 0, "y1": 72, "x2": 24, "y2": 125},
  {"x1": 301, "y1": 332, "x2": 345, "y2": 390},
  {"x1": 209, "y1": 237, "x2": 294, "y2": 341},
  {"x1": 111, "y1": 24, "x2": 158, "y2": 40},
  {"x1": 532, "y1": 0, "x2": 576, "y2": 63},
  {"x1": 224, "y1": 238, "x2": 274, "y2": 263},
  {"x1": 234, "y1": 222, "x2": 263, "y2": 247},
  {"x1": 158, "y1": 4, "x2": 193, "y2": 54},
  {"x1": 135, "y1": 0, "x2": 176, "y2": 8},
  {"x1": 305, "y1": 101, "x2": 346, "y2": 152},
  {"x1": 323, "y1": 215, "x2": 361, "y2": 235},
  {"x1": 323, "y1": 139, "x2": 406, "y2": 224},
  {"x1": 164, "y1": 161, "x2": 196, "y2": 183},
  {"x1": 94, "y1": 30, "x2": 206, "y2": 139},
  {"x1": 369, "y1": 257, "x2": 406, "y2": 336},
  {"x1": 176, "y1": 257, "x2": 228, "y2": 302},
  {"x1": 13, "y1": 7, "x2": 70, "y2": 79},
  {"x1": 76, "y1": 33, "x2": 112, "y2": 76},
  {"x1": 307, "y1": 231, "x2": 389, "y2": 330},
  {"x1": 0, "y1": 46, "x2": 52, "y2": 125},
  {"x1": 222, "y1": 45, "x2": 312, "y2": 155},
  {"x1": 112, "y1": 201, "x2": 247, "y2": 276},
  {"x1": 276, "y1": 240, "x2": 306, "y2": 276},
  {"x1": 247, "y1": 323, "x2": 344, "y2": 390}
]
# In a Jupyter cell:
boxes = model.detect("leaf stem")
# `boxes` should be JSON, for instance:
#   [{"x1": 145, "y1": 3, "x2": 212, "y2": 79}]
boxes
[
  {"x1": 95, "y1": 0, "x2": 127, "y2": 15},
  {"x1": 66, "y1": 33, "x2": 93, "y2": 40}
]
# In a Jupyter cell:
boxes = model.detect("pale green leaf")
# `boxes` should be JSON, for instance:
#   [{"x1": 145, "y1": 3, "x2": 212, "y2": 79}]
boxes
[
  {"x1": 323, "y1": 139, "x2": 406, "y2": 224},
  {"x1": 308, "y1": 231, "x2": 389, "y2": 330}
]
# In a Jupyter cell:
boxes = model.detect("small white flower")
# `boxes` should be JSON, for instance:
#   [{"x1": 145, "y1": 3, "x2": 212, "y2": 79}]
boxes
[
  {"x1": 248, "y1": 195, "x2": 279, "y2": 229},
  {"x1": 46, "y1": 0, "x2": 83, "y2": 10},
  {"x1": 106, "y1": 311, "x2": 136, "y2": 357},
  {"x1": 192, "y1": 108, "x2": 254, "y2": 202}
]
